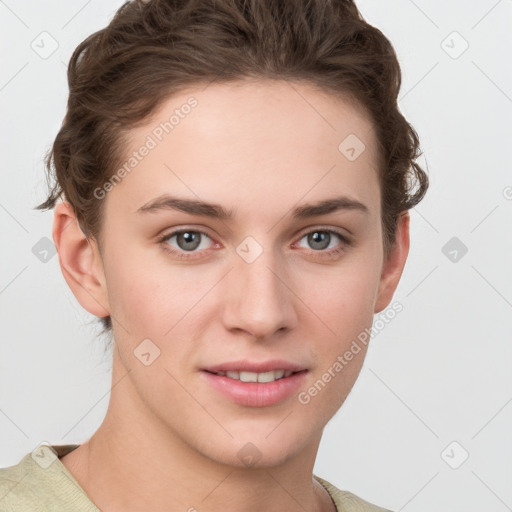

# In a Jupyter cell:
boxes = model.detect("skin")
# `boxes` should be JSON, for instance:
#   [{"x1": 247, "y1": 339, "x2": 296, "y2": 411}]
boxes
[{"x1": 54, "y1": 79, "x2": 409, "y2": 512}]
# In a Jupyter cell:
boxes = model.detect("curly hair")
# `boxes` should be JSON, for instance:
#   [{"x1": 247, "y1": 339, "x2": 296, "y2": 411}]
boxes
[{"x1": 35, "y1": 0, "x2": 429, "y2": 335}]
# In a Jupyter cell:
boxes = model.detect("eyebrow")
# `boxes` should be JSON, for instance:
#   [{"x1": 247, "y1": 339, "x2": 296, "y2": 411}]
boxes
[{"x1": 136, "y1": 194, "x2": 369, "y2": 219}]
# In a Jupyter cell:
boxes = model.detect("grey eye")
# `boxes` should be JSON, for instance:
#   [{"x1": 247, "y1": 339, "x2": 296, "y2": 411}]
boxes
[
  {"x1": 306, "y1": 231, "x2": 332, "y2": 250},
  {"x1": 176, "y1": 231, "x2": 202, "y2": 251},
  {"x1": 164, "y1": 230, "x2": 212, "y2": 252}
]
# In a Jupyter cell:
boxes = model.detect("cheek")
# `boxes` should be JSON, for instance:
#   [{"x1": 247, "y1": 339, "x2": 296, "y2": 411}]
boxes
[
  {"x1": 103, "y1": 244, "x2": 217, "y2": 343},
  {"x1": 101, "y1": 240, "x2": 171, "y2": 342},
  {"x1": 299, "y1": 259, "x2": 381, "y2": 340},
  {"x1": 295, "y1": 254, "x2": 381, "y2": 410}
]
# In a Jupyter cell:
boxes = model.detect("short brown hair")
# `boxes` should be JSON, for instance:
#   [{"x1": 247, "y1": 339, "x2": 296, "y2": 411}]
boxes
[{"x1": 36, "y1": 0, "x2": 429, "y2": 335}]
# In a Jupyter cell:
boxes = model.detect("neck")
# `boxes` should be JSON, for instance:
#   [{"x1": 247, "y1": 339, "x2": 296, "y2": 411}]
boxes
[{"x1": 60, "y1": 350, "x2": 335, "y2": 512}]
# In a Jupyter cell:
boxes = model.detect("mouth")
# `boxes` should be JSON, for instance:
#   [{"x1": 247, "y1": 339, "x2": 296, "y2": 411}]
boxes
[
  {"x1": 200, "y1": 360, "x2": 308, "y2": 407},
  {"x1": 203, "y1": 369, "x2": 300, "y2": 383}
]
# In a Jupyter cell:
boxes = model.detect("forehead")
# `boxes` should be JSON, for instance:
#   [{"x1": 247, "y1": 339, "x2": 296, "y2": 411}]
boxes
[{"x1": 106, "y1": 79, "x2": 381, "y2": 223}]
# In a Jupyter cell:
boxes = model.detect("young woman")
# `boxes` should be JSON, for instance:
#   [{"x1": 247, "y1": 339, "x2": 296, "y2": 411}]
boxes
[{"x1": 0, "y1": 0, "x2": 428, "y2": 510}]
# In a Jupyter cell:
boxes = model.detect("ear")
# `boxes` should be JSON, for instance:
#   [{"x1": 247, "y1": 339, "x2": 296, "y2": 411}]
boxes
[
  {"x1": 52, "y1": 201, "x2": 110, "y2": 319},
  {"x1": 374, "y1": 211, "x2": 410, "y2": 313}
]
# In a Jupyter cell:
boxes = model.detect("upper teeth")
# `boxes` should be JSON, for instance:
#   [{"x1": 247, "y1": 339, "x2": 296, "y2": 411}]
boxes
[{"x1": 216, "y1": 370, "x2": 293, "y2": 382}]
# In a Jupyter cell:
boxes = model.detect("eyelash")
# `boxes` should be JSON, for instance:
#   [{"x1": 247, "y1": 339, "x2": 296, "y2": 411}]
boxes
[{"x1": 157, "y1": 227, "x2": 351, "y2": 260}]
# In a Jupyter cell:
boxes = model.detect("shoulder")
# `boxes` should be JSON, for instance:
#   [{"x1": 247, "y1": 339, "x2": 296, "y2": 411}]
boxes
[
  {"x1": 0, "y1": 450, "x2": 44, "y2": 511},
  {"x1": 0, "y1": 445, "x2": 98, "y2": 512},
  {"x1": 315, "y1": 475, "x2": 394, "y2": 512}
]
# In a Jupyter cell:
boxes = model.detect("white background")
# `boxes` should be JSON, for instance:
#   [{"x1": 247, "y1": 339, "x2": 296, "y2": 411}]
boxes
[{"x1": 1, "y1": 1, "x2": 511, "y2": 510}]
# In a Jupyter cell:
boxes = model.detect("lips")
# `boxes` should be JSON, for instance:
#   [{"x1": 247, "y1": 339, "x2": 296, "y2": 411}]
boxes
[{"x1": 200, "y1": 359, "x2": 308, "y2": 407}]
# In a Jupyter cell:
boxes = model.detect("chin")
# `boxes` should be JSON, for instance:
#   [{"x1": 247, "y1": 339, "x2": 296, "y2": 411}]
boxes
[{"x1": 197, "y1": 422, "x2": 316, "y2": 469}]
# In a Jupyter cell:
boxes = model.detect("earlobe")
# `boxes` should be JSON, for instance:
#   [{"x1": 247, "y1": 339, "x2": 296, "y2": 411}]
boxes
[
  {"x1": 52, "y1": 201, "x2": 110, "y2": 318},
  {"x1": 374, "y1": 211, "x2": 410, "y2": 314}
]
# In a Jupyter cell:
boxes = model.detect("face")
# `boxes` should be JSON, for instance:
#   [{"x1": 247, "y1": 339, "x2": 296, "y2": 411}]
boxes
[{"x1": 63, "y1": 79, "x2": 407, "y2": 468}]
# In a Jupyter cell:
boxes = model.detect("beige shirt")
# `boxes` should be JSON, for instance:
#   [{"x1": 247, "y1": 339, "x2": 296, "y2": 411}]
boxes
[{"x1": 0, "y1": 445, "x2": 392, "y2": 511}]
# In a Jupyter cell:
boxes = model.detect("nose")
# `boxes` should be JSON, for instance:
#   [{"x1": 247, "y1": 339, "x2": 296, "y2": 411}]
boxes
[{"x1": 220, "y1": 247, "x2": 298, "y2": 340}]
